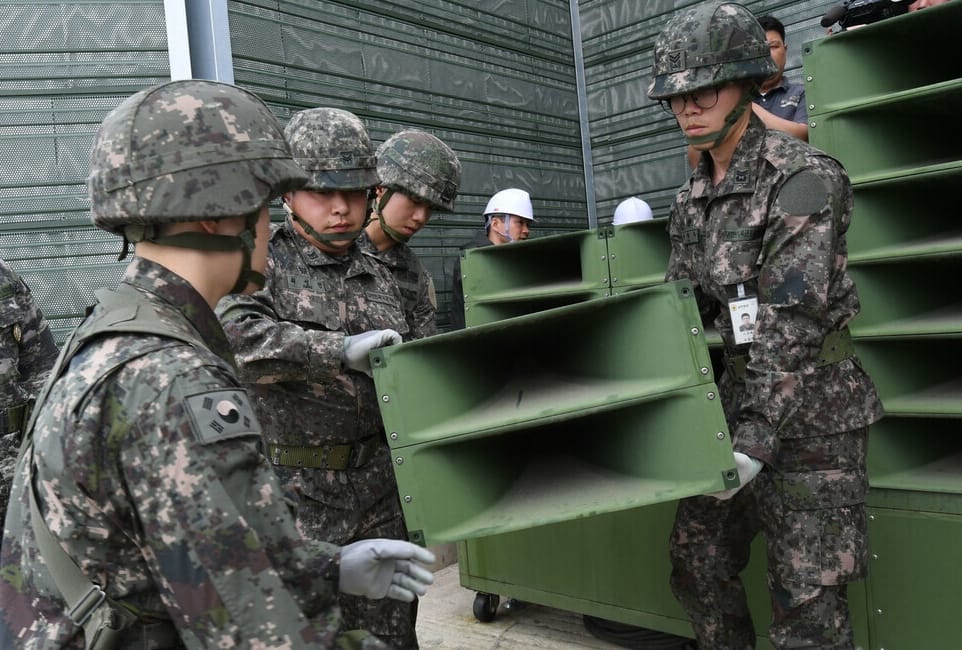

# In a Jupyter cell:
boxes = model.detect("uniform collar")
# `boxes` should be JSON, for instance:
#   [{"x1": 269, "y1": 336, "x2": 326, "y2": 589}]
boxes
[{"x1": 689, "y1": 114, "x2": 767, "y2": 200}]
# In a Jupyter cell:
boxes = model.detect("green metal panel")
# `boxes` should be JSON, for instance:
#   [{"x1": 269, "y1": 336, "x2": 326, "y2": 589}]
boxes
[
  {"x1": 458, "y1": 505, "x2": 870, "y2": 649},
  {"x1": 807, "y1": 6, "x2": 962, "y2": 646},
  {"x1": 805, "y1": 82, "x2": 962, "y2": 184},
  {"x1": 863, "y1": 505, "x2": 962, "y2": 649},
  {"x1": 604, "y1": 219, "x2": 671, "y2": 291},
  {"x1": 846, "y1": 168, "x2": 962, "y2": 265},
  {"x1": 803, "y1": 1, "x2": 962, "y2": 117},
  {"x1": 867, "y1": 418, "x2": 962, "y2": 495},
  {"x1": 371, "y1": 281, "x2": 734, "y2": 544}
]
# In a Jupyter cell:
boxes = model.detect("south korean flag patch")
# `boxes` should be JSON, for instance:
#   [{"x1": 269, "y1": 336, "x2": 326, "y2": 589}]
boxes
[{"x1": 184, "y1": 389, "x2": 261, "y2": 444}]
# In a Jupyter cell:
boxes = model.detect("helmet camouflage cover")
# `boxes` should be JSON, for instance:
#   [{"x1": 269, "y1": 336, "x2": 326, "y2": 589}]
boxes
[
  {"x1": 377, "y1": 129, "x2": 461, "y2": 211},
  {"x1": 647, "y1": 1, "x2": 777, "y2": 100},
  {"x1": 284, "y1": 107, "x2": 379, "y2": 191},
  {"x1": 88, "y1": 79, "x2": 306, "y2": 235}
]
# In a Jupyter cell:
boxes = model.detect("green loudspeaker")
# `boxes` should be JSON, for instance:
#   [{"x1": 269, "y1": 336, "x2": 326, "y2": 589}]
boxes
[
  {"x1": 371, "y1": 280, "x2": 737, "y2": 545},
  {"x1": 461, "y1": 228, "x2": 610, "y2": 327}
]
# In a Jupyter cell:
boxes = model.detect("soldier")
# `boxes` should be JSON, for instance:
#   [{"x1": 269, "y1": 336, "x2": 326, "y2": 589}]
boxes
[
  {"x1": 648, "y1": 3, "x2": 883, "y2": 649},
  {"x1": 358, "y1": 129, "x2": 462, "y2": 340},
  {"x1": 216, "y1": 107, "x2": 420, "y2": 649},
  {"x1": 0, "y1": 80, "x2": 435, "y2": 649},
  {"x1": 0, "y1": 259, "x2": 58, "y2": 526}
]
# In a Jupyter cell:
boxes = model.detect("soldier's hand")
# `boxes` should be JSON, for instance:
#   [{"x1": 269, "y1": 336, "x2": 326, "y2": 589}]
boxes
[
  {"x1": 339, "y1": 539, "x2": 436, "y2": 602},
  {"x1": 707, "y1": 452, "x2": 763, "y2": 501},
  {"x1": 342, "y1": 329, "x2": 402, "y2": 376}
]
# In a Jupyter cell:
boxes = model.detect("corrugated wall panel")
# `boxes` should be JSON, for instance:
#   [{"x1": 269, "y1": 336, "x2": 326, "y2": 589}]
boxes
[
  {"x1": 228, "y1": 0, "x2": 587, "y2": 329},
  {"x1": 0, "y1": 0, "x2": 169, "y2": 342}
]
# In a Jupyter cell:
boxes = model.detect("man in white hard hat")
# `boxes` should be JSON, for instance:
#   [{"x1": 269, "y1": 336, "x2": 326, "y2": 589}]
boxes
[
  {"x1": 449, "y1": 188, "x2": 535, "y2": 329},
  {"x1": 612, "y1": 197, "x2": 655, "y2": 225}
]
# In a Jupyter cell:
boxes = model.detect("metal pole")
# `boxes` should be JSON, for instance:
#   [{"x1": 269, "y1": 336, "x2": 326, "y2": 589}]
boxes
[
  {"x1": 163, "y1": 0, "x2": 235, "y2": 83},
  {"x1": 569, "y1": 0, "x2": 597, "y2": 229}
]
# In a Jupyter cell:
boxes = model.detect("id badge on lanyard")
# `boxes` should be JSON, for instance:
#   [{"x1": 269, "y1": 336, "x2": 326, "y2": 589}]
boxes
[{"x1": 729, "y1": 282, "x2": 758, "y2": 345}]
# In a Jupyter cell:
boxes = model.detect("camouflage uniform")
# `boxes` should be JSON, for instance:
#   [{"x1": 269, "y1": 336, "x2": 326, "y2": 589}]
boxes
[
  {"x1": 356, "y1": 231, "x2": 437, "y2": 339},
  {"x1": 1, "y1": 79, "x2": 387, "y2": 650},
  {"x1": 217, "y1": 221, "x2": 415, "y2": 648},
  {"x1": 0, "y1": 259, "x2": 57, "y2": 523},
  {"x1": 649, "y1": 4, "x2": 884, "y2": 648},
  {"x1": 665, "y1": 114, "x2": 884, "y2": 649},
  {"x1": 0, "y1": 258, "x2": 386, "y2": 649}
]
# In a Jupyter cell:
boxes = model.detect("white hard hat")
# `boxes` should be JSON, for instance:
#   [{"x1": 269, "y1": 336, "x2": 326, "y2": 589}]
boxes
[
  {"x1": 613, "y1": 197, "x2": 654, "y2": 225},
  {"x1": 483, "y1": 188, "x2": 535, "y2": 221}
]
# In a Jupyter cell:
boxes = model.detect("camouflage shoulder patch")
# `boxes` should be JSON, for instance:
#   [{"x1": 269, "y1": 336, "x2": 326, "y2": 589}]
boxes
[
  {"x1": 775, "y1": 170, "x2": 829, "y2": 216},
  {"x1": 184, "y1": 389, "x2": 261, "y2": 444}
]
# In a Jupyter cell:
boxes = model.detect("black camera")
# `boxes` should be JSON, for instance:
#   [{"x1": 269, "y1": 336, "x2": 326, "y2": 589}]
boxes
[{"x1": 821, "y1": 0, "x2": 910, "y2": 29}]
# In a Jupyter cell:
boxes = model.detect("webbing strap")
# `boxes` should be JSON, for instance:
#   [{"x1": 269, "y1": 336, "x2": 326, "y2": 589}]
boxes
[
  {"x1": 267, "y1": 436, "x2": 380, "y2": 471},
  {"x1": 724, "y1": 328, "x2": 855, "y2": 381}
]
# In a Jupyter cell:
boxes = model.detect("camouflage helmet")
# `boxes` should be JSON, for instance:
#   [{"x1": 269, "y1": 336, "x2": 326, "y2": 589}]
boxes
[
  {"x1": 88, "y1": 79, "x2": 306, "y2": 235},
  {"x1": 284, "y1": 107, "x2": 379, "y2": 191},
  {"x1": 647, "y1": 1, "x2": 777, "y2": 100},
  {"x1": 377, "y1": 129, "x2": 461, "y2": 211}
]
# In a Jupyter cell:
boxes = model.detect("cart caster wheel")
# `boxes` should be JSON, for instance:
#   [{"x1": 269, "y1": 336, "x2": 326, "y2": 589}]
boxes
[{"x1": 472, "y1": 592, "x2": 500, "y2": 622}]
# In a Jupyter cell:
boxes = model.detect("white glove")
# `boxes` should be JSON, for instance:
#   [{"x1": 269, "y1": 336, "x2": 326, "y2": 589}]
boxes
[
  {"x1": 339, "y1": 539, "x2": 436, "y2": 602},
  {"x1": 342, "y1": 329, "x2": 402, "y2": 376},
  {"x1": 708, "y1": 452, "x2": 763, "y2": 501}
]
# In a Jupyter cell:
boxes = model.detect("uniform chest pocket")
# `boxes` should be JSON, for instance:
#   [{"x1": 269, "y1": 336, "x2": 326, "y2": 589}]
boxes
[
  {"x1": 273, "y1": 280, "x2": 343, "y2": 331},
  {"x1": 709, "y1": 231, "x2": 765, "y2": 288},
  {"x1": 354, "y1": 290, "x2": 409, "y2": 337}
]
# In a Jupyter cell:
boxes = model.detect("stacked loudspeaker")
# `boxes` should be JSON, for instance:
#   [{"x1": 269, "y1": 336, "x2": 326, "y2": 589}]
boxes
[{"x1": 372, "y1": 279, "x2": 735, "y2": 546}]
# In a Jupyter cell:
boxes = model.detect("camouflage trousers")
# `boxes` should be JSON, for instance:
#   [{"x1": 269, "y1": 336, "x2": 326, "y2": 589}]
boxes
[
  {"x1": 276, "y1": 443, "x2": 418, "y2": 650},
  {"x1": 669, "y1": 429, "x2": 869, "y2": 649}
]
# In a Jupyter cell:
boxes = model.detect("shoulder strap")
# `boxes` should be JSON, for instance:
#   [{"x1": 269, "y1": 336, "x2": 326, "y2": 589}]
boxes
[{"x1": 27, "y1": 441, "x2": 136, "y2": 648}]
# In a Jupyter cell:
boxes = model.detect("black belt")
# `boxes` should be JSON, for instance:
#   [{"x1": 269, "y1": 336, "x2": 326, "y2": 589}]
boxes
[
  {"x1": 267, "y1": 436, "x2": 381, "y2": 471},
  {"x1": 724, "y1": 328, "x2": 855, "y2": 382}
]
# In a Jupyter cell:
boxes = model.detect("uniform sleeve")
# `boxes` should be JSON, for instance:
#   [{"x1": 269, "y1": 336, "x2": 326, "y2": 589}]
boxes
[
  {"x1": 14, "y1": 276, "x2": 58, "y2": 396},
  {"x1": 119, "y1": 360, "x2": 345, "y2": 647},
  {"x1": 735, "y1": 156, "x2": 851, "y2": 464},
  {"x1": 215, "y1": 256, "x2": 344, "y2": 386},
  {"x1": 407, "y1": 267, "x2": 438, "y2": 340},
  {"x1": 664, "y1": 195, "x2": 717, "y2": 322}
]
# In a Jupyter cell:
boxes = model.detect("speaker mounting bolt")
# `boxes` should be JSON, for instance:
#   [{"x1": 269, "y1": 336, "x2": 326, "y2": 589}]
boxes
[{"x1": 381, "y1": 395, "x2": 390, "y2": 402}]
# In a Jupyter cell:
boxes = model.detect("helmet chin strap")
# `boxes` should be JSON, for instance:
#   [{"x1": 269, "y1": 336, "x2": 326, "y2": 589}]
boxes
[
  {"x1": 283, "y1": 200, "x2": 364, "y2": 246},
  {"x1": 123, "y1": 211, "x2": 264, "y2": 294},
  {"x1": 373, "y1": 188, "x2": 411, "y2": 244},
  {"x1": 684, "y1": 90, "x2": 753, "y2": 150}
]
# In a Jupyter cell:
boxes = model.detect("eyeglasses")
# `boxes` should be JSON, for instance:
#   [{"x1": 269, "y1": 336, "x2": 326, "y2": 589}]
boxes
[{"x1": 660, "y1": 86, "x2": 720, "y2": 116}]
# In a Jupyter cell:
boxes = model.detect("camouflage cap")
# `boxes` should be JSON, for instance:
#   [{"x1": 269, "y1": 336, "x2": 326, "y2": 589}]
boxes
[
  {"x1": 377, "y1": 129, "x2": 461, "y2": 211},
  {"x1": 284, "y1": 107, "x2": 379, "y2": 191},
  {"x1": 88, "y1": 79, "x2": 307, "y2": 235},
  {"x1": 647, "y1": 1, "x2": 777, "y2": 100}
]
